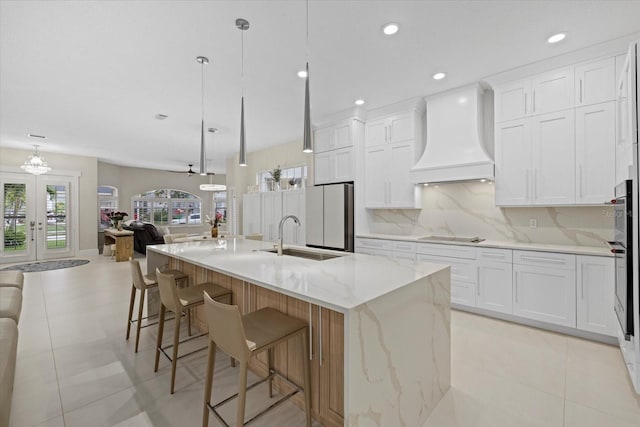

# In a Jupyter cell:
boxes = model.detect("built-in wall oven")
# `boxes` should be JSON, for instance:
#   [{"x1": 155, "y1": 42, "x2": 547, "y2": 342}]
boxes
[{"x1": 609, "y1": 180, "x2": 634, "y2": 340}]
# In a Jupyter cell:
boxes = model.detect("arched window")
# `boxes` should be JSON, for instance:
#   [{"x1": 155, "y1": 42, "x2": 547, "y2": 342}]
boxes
[
  {"x1": 98, "y1": 185, "x2": 118, "y2": 230},
  {"x1": 131, "y1": 189, "x2": 202, "y2": 226}
]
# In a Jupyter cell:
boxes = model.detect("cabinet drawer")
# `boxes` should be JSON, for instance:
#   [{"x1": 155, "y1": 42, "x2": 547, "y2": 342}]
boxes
[
  {"x1": 392, "y1": 241, "x2": 416, "y2": 253},
  {"x1": 357, "y1": 247, "x2": 389, "y2": 257},
  {"x1": 417, "y1": 254, "x2": 478, "y2": 283},
  {"x1": 513, "y1": 250, "x2": 576, "y2": 270},
  {"x1": 393, "y1": 251, "x2": 416, "y2": 261},
  {"x1": 477, "y1": 248, "x2": 513, "y2": 263},
  {"x1": 355, "y1": 238, "x2": 393, "y2": 251},
  {"x1": 417, "y1": 243, "x2": 476, "y2": 259},
  {"x1": 451, "y1": 280, "x2": 477, "y2": 307}
]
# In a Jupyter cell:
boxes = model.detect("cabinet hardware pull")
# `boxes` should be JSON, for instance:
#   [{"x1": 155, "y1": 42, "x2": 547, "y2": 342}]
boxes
[
  {"x1": 319, "y1": 307, "x2": 323, "y2": 367},
  {"x1": 520, "y1": 255, "x2": 565, "y2": 264},
  {"x1": 524, "y1": 92, "x2": 527, "y2": 115},
  {"x1": 385, "y1": 125, "x2": 388, "y2": 143},
  {"x1": 533, "y1": 169, "x2": 537, "y2": 200},
  {"x1": 579, "y1": 165, "x2": 583, "y2": 199},
  {"x1": 308, "y1": 304, "x2": 313, "y2": 360},
  {"x1": 477, "y1": 266, "x2": 480, "y2": 296},
  {"x1": 581, "y1": 264, "x2": 585, "y2": 300},
  {"x1": 526, "y1": 169, "x2": 530, "y2": 200},
  {"x1": 514, "y1": 273, "x2": 518, "y2": 303},
  {"x1": 533, "y1": 90, "x2": 536, "y2": 112},
  {"x1": 579, "y1": 80, "x2": 583, "y2": 104}
]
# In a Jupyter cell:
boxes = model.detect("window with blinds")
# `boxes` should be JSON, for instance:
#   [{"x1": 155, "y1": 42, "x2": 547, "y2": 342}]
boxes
[
  {"x1": 132, "y1": 189, "x2": 201, "y2": 226},
  {"x1": 46, "y1": 184, "x2": 67, "y2": 248},
  {"x1": 3, "y1": 183, "x2": 27, "y2": 251}
]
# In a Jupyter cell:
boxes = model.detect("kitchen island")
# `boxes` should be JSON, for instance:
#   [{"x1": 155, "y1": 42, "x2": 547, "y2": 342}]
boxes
[{"x1": 147, "y1": 238, "x2": 450, "y2": 427}]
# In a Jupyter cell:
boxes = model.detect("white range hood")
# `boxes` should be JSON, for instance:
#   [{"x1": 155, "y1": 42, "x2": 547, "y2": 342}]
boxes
[{"x1": 410, "y1": 83, "x2": 494, "y2": 183}]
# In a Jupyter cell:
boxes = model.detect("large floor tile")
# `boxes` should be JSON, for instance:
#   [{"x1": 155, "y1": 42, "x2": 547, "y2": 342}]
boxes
[
  {"x1": 9, "y1": 377, "x2": 62, "y2": 427},
  {"x1": 565, "y1": 336, "x2": 640, "y2": 424},
  {"x1": 33, "y1": 416, "x2": 65, "y2": 427},
  {"x1": 12, "y1": 350, "x2": 58, "y2": 392},
  {"x1": 564, "y1": 400, "x2": 640, "y2": 427}
]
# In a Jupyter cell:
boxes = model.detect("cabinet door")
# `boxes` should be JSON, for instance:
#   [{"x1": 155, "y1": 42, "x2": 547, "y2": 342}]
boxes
[
  {"x1": 334, "y1": 147, "x2": 354, "y2": 182},
  {"x1": 364, "y1": 146, "x2": 388, "y2": 207},
  {"x1": 314, "y1": 126, "x2": 334, "y2": 153},
  {"x1": 575, "y1": 57, "x2": 615, "y2": 106},
  {"x1": 495, "y1": 118, "x2": 531, "y2": 205},
  {"x1": 314, "y1": 151, "x2": 334, "y2": 185},
  {"x1": 495, "y1": 79, "x2": 531, "y2": 122},
  {"x1": 388, "y1": 113, "x2": 414, "y2": 144},
  {"x1": 282, "y1": 190, "x2": 305, "y2": 245},
  {"x1": 334, "y1": 122, "x2": 352, "y2": 149},
  {"x1": 388, "y1": 142, "x2": 419, "y2": 208},
  {"x1": 531, "y1": 68, "x2": 574, "y2": 115},
  {"x1": 513, "y1": 264, "x2": 576, "y2": 327},
  {"x1": 616, "y1": 53, "x2": 634, "y2": 183},
  {"x1": 577, "y1": 256, "x2": 616, "y2": 336},
  {"x1": 242, "y1": 193, "x2": 261, "y2": 235},
  {"x1": 417, "y1": 254, "x2": 477, "y2": 307},
  {"x1": 477, "y1": 261, "x2": 513, "y2": 314},
  {"x1": 531, "y1": 110, "x2": 575, "y2": 205},
  {"x1": 365, "y1": 119, "x2": 387, "y2": 147},
  {"x1": 575, "y1": 102, "x2": 615, "y2": 204},
  {"x1": 260, "y1": 192, "x2": 282, "y2": 242}
]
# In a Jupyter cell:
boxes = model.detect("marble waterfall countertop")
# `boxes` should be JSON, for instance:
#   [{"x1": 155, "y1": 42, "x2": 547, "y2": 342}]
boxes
[
  {"x1": 357, "y1": 233, "x2": 613, "y2": 257},
  {"x1": 147, "y1": 238, "x2": 448, "y2": 313}
]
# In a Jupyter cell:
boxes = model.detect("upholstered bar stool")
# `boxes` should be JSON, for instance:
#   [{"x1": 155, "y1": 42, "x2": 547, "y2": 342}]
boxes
[
  {"x1": 202, "y1": 292, "x2": 312, "y2": 427},
  {"x1": 154, "y1": 269, "x2": 232, "y2": 394},
  {"x1": 0, "y1": 271, "x2": 24, "y2": 290},
  {"x1": 126, "y1": 259, "x2": 190, "y2": 352}
]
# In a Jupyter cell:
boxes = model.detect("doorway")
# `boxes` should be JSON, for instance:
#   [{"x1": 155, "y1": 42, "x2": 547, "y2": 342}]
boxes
[{"x1": 1, "y1": 172, "x2": 78, "y2": 264}]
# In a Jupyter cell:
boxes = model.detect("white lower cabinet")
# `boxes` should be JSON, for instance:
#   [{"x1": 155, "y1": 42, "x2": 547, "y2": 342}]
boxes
[
  {"x1": 354, "y1": 238, "x2": 392, "y2": 257},
  {"x1": 513, "y1": 251, "x2": 576, "y2": 328},
  {"x1": 477, "y1": 248, "x2": 513, "y2": 314},
  {"x1": 417, "y1": 246, "x2": 477, "y2": 308},
  {"x1": 577, "y1": 255, "x2": 616, "y2": 336}
]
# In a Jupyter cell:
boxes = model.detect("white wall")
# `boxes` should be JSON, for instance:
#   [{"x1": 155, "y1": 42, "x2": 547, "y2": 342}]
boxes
[{"x1": 1, "y1": 146, "x2": 98, "y2": 251}]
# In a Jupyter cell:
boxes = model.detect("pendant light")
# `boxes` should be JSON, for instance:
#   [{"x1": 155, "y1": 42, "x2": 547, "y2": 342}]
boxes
[
  {"x1": 302, "y1": 0, "x2": 313, "y2": 153},
  {"x1": 20, "y1": 145, "x2": 52, "y2": 175},
  {"x1": 236, "y1": 18, "x2": 250, "y2": 167},
  {"x1": 196, "y1": 55, "x2": 209, "y2": 176}
]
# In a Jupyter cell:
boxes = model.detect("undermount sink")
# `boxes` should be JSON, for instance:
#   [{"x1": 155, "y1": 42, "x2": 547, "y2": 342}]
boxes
[{"x1": 261, "y1": 248, "x2": 343, "y2": 261}]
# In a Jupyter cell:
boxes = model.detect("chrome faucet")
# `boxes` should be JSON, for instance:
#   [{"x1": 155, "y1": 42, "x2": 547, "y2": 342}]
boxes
[{"x1": 277, "y1": 215, "x2": 301, "y2": 256}]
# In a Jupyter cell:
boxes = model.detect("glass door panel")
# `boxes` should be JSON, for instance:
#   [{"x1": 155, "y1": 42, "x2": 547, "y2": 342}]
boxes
[
  {"x1": 37, "y1": 177, "x2": 72, "y2": 260},
  {"x1": 1, "y1": 173, "x2": 36, "y2": 263}
]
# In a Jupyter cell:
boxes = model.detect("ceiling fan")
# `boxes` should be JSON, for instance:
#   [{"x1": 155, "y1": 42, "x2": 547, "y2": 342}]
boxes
[{"x1": 167, "y1": 164, "x2": 215, "y2": 176}]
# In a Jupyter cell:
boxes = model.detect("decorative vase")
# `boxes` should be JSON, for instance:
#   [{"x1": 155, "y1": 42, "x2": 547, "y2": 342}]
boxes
[
  {"x1": 117, "y1": 221, "x2": 123, "y2": 231},
  {"x1": 211, "y1": 226, "x2": 218, "y2": 238}
]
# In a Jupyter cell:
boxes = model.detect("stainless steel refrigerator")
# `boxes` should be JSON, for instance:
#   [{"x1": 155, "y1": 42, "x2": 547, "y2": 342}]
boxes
[{"x1": 305, "y1": 183, "x2": 354, "y2": 252}]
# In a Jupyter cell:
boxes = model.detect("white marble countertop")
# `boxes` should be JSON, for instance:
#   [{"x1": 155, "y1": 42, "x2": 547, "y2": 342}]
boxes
[
  {"x1": 356, "y1": 233, "x2": 613, "y2": 257},
  {"x1": 147, "y1": 238, "x2": 448, "y2": 313}
]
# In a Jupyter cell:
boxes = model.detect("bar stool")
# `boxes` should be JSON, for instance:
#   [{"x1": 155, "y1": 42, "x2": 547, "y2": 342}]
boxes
[
  {"x1": 202, "y1": 292, "x2": 312, "y2": 427},
  {"x1": 154, "y1": 269, "x2": 232, "y2": 394},
  {"x1": 125, "y1": 259, "x2": 190, "y2": 353}
]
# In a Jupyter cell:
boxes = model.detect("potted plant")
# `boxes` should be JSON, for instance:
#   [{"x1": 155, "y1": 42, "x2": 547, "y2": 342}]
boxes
[
  {"x1": 206, "y1": 211, "x2": 224, "y2": 237},
  {"x1": 269, "y1": 165, "x2": 281, "y2": 191},
  {"x1": 107, "y1": 211, "x2": 128, "y2": 230}
]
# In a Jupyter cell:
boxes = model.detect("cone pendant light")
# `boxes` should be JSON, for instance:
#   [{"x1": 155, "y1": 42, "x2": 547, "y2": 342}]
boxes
[
  {"x1": 236, "y1": 18, "x2": 249, "y2": 166},
  {"x1": 302, "y1": 0, "x2": 313, "y2": 153},
  {"x1": 196, "y1": 55, "x2": 209, "y2": 175}
]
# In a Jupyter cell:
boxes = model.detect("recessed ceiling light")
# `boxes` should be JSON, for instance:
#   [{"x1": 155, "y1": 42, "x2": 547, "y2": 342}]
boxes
[
  {"x1": 27, "y1": 134, "x2": 47, "y2": 139},
  {"x1": 297, "y1": 70, "x2": 308, "y2": 78},
  {"x1": 355, "y1": 99, "x2": 365, "y2": 106},
  {"x1": 432, "y1": 72, "x2": 446, "y2": 80},
  {"x1": 547, "y1": 32, "x2": 566, "y2": 44},
  {"x1": 155, "y1": 114, "x2": 168, "y2": 120},
  {"x1": 382, "y1": 23, "x2": 399, "y2": 35}
]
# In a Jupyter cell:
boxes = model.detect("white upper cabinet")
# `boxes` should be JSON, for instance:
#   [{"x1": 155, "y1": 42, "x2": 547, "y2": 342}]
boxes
[
  {"x1": 364, "y1": 103, "x2": 424, "y2": 209},
  {"x1": 282, "y1": 189, "x2": 306, "y2": 246},
  {"x1": 495, "y1": 79, "x2": 531, "y2": 122},
  {"x1": 575, "y1": 57, "x2": 615, "y2": 107},
  {"x1": 495, "y1": 54, "x2": 618, "y2": 206},
  {"x1": 530, "y1": 68, "x2": 574, "y2": 115},
  {"x1": 616, "y1": 52, "x2": 635, "y2": 183},
  {"x1": 260, "y1": 192, "x2": 283, "y2": 242},
  {"x1": 313, "y1": 118, "x2": 363, "y2": 185},
  {"x1": 575, "y1": 102, "x2": 615, "y2": 204},
  {"x1": 531, "y1": 110, "x2": 575, "y2": 205}
]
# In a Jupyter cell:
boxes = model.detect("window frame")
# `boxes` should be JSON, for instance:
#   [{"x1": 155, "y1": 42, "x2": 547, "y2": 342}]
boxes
[{"x1": 131, "y1": 189, "x2": 202, "y2": 227}]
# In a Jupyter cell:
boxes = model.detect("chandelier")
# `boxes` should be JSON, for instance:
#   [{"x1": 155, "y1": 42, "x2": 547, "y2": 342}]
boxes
[{"x1": 21, "y1": 145, "x2": 51, "y2": 175}]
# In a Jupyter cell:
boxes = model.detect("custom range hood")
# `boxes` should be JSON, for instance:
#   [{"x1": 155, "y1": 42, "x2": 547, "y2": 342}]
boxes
[{"x1": 410, "y1": 83, "x2": 494, "y2": 183}]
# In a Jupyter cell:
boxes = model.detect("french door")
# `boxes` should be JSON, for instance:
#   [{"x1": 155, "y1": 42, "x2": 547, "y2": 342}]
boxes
[{"x1": 1, "y1": 172, "x2": 76, "y2": 263}]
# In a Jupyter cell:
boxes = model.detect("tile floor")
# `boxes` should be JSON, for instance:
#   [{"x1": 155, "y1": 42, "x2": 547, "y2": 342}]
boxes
[{"x1": 7, "y1": 255, "x2": 640, "y2": 426}]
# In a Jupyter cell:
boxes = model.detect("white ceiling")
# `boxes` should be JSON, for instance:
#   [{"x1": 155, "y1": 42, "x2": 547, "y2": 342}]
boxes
[{"x1": 2, "y1": 0, "x2": 640, "y2": 174}]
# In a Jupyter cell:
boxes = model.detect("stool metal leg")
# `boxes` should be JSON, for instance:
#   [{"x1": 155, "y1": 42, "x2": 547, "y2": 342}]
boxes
[
  {"x1": 126, "y1": 285, "x2": 136, "y2": 341},
  {"x1": 170, "y1": 312, "x2": 181, "y2": 394},
  {"x1": 268, "y1": 348, "x2": 274, "y2": 398},
  {"x1": 134, "y1": 288, "x2": 146, "y2": 353},
  {"x1": 154, "y1": 304, "x2": 166, "y2": 372},
  {"x1": 202, "y1": 340, "x2": 217, "y2": 427},
  {"x1": 302, "y1": 329, "x2": 312, "y2": 427},
  {"x1": 237, "y1": 361, "x2": 249, "y2": 426}
]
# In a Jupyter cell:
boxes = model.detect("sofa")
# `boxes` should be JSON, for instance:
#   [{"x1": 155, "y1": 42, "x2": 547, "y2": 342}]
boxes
[
  {"x1": 0, "y1": 270, "x2": 23, "y2": 427},
  {"x1": 123, "y1": 221, "x2": 165, "y2": 254}
]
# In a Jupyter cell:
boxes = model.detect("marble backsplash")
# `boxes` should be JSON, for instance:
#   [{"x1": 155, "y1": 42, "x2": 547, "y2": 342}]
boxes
[{"x1": 369, "y1": 182, "x2": 614, "y2": 247}]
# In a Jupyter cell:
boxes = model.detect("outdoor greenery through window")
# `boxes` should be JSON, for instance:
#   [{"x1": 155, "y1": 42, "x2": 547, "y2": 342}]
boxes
[
  {"x1": 46, "y1": 184, "x2": 67, "y2": 248},
  {"x1": 132, "y1": 189, "x2": 201, "y2": 226},
  {"x1": 257, "y1": 165, "x2": 307, "y2": 192},
  {"x1": 98, "y1": 185, "x2": 118, "y2": 230},
  {"x1": 3, "y1": 183, "x2": 26, "y2": 251}
]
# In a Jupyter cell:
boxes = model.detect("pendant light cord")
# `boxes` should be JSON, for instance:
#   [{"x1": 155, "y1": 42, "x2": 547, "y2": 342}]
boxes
[
  {"x1": 306, "y1": 0, "x2": 309, "y2": 61},
  {"x1": 201, "y1": 61, "x2": 204, "y2": 120},
  {"x1": 241, "y1": 25, "x2": 244, "y2": 97}
]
